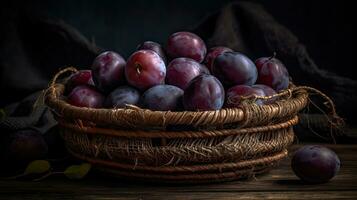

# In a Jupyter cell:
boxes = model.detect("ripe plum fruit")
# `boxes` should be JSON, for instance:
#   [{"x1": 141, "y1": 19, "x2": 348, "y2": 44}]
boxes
[
  {"x1": 204, "y1": 46, "x2": 233, "y2": 72},
  {"x1": 166, "y1": 32, "x2": 206, "y2": 62},
  {"x1": 92, "y1": 51, "x2": 126, "y2": 92},
  {"x1": 125, "y1": 50, "x2": 166, "y2": 90},
  {"x1": 67, "y1": 85, "x2": 104, "y2": 108},
  {"x1": 226, "y1": 85, "x2": 265, "y2": 107},
  {"x1": 183, "y1": 74, "x2": 225, "y2": 111},
  {"x1": 166, "y1": 58, "x2": 207, "y2": 90},
  {"x1": 66, "y1": 70, "x2": 94, "y2": 92},
  {"x1": 105, "y1": 86, "x2": 140, "y2": 108},
  {"x1": 137, "y1": 41, "x2": 167, "y2": 64},
  {"x1": 252, "y1": 84, "x2": 277, "y2": 104},
  {"x1": 292, "y1": 145, "x2": 340, "y2": 183},
  {"x1": 213, "y1": 52, "x2": 257, "y2": 87},
  {"x1": 255, "y1": 57, "x2": 289, "y2": 91},
  {"x1": 141, "y1": 85, "x2": 184, "y2": 111},
  {"x1": 8, "y1": 129, "x2": 48, "y2": 164}
]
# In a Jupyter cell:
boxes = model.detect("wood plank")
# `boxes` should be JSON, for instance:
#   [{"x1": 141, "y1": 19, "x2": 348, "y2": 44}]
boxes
[
  {"x1": 1, "y1": 191, "x2": 357, "y2": 200},
  {"x1": 0, "y1": 145, "x2": 356, "y2": 199}
]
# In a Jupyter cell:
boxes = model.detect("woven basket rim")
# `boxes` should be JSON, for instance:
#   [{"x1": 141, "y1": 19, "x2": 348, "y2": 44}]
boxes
[
  {"x1": 46, "y1": 82, "x2": 308, "y2": 128},
  {"x1": 46, "y1": 81, "x2": 305, "y2": 115}
]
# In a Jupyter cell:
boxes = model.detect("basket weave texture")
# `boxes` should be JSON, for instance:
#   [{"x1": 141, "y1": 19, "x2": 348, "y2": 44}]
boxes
[{"x1": 46, "y1": 67, "x2": 310, "y2": 183}]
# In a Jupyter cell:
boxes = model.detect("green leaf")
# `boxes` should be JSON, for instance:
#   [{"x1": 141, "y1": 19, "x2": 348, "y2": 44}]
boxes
[
  {"x1": 24, "y1": 160, "x2": 51, "y2": 175},
  {"x1": 64, "y1": 163, "x2": 91, "y2": 180},
  {"x1": 0, "y1": 109, "x2": 5, "y2": 120}
]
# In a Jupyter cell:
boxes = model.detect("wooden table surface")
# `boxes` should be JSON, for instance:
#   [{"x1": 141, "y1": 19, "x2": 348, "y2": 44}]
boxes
[{"x1": 0, "y1": 144, "x2": 356, "y2": 200}]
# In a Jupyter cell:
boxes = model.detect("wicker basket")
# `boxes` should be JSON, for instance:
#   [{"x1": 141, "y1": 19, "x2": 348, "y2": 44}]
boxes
[{"x1": 45, "y1": 67, "x2": 336, "y2": 183}]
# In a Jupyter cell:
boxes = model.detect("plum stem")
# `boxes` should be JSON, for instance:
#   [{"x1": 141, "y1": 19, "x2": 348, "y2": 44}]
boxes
[
  {"x1": 33, "y1": 172, "x2": 64, "y2": 181},
  {"x1": 135, "y1": 63, "x2": 142, "y2": 75},
  {"x1": 268, "y1": 52, "x2": 277, "y2": 61},
  {"x1": 2, "y1": 173, "x2": 27, "y2": 180},
  {"x1": 262, "y1": 52, "x2": 277, "y2": 66}
]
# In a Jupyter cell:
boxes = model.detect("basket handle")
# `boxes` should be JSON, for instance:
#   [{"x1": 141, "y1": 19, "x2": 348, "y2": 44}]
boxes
[
  {"x1": 293, "y1": 86, "x2": 345, "y2": 130},
  {"x1": 49, "y1": 67, "x2": 78, "y2": 87},
  {"x1": 36, "y1": 67, "x2": 78, "y2": 109},
  {"x1": 233, "y1": 86, "x2": 344, "y2": 131}
]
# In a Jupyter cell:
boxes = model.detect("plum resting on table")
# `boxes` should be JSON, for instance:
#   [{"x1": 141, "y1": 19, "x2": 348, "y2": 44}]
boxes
[
  {"x1": 213, "y1": 52, "x2": 258, "y2": 87},
  {"x1": 8, "y1": 129, "x2": 48, "y2": 164},
  {"x1": 137, "y1": 41, "x2": 167, "y2": 64},
  {"x1": 225, "y1": 85, "x2": 265, "y2": 107},
  {"x1": 105, "y1": 86, "x2": 140, "y2": 108},
  {"x1": 291, "y1": 145, "x2": 340, "y2": 183},
  {"x1": 166, "y1": 58, "x2": 208, "y2": 90},
  {"x1": 92, "y1": 51, "x2": 126, "y2": 92},
  {"x1": 255, "y1": 57, "x2": 290, "y2": 92},
  {"x1": 183, "y1": 74, "x2": 225, "y2": 111},
  {"x1": 204, "y1": 46, "x2": 233, "y2": 72},
  {"x1": 166, "y1": 31, "x2": 207, "y2": 63},
  {"x1": 125, "y1": 50, "x2": 166, "y2": 91},
  {"x1": 140, "y1": 85, "x2": 184, "y2": 111},
  {"x1": 67, "y1": 85, "x2": 104, "y2": 108}
]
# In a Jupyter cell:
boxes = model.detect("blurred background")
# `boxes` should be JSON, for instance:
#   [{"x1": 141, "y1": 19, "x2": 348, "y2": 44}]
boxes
[
  {"x1": 19, "y1": 0, "x2": 357, "y2": 71},
  {"x1": 1, "y1": 0, "x2": 355, "y2": 73}
]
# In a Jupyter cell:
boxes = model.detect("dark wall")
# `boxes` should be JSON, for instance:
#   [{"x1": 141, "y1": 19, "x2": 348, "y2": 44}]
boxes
[
  {"x1": 14, "y1": 0, "x2": 355, "y2": 79},
  {"x1": 18, "y1": 0, "x2": 230, "y2": 58},
  {"x1": 257, "y1": 0, "x2": 355, "y2": 80},
  {"x1": 1, "y1": 0, "x2": 355, "y2": 107}
]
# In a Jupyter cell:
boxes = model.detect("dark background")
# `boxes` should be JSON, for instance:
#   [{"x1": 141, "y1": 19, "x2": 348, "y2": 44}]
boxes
[
  {"x1": 1, "y1": 0, "x2": 356, "y2": 115},
  {"x1": 2, "y1": 0, "x2": 355, "y2": 74}
]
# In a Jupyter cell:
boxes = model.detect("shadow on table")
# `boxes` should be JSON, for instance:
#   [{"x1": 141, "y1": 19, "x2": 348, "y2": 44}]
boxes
[{"x1": 275, "y1": 179, "x2": 327, "y2": 186}]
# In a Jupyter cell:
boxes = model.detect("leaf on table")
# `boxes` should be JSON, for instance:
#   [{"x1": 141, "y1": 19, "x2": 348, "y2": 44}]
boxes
[
  {"x1": 0, "y1": 109, "x2": 5, "y2": 120},
  {"x1": 64, "y1": 163, "x2": 91, "y2": 180},
  {"x1": 24, "y1": 160, "x2": 51, "y2": 175}
]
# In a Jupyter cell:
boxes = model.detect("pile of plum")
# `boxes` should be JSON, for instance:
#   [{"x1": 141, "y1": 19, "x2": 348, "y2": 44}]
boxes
[{"x1": 66, "y1": 31, "x2": 289, "y2": 111}]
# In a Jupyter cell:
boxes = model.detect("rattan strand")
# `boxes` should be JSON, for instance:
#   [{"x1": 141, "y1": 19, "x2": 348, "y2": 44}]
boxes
[
  {"x1": 61, "y1": 125, "x2": 294, "y2": 166},
  {"x1": 98, "y1": 165, "x2": 273, "y2": 183},
  {"x1": 58, "y1": 116, "x2": 298, "y2": 138},
  {"x1": 68, "y1": 148, "x2": 287, "y2": 173}
]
